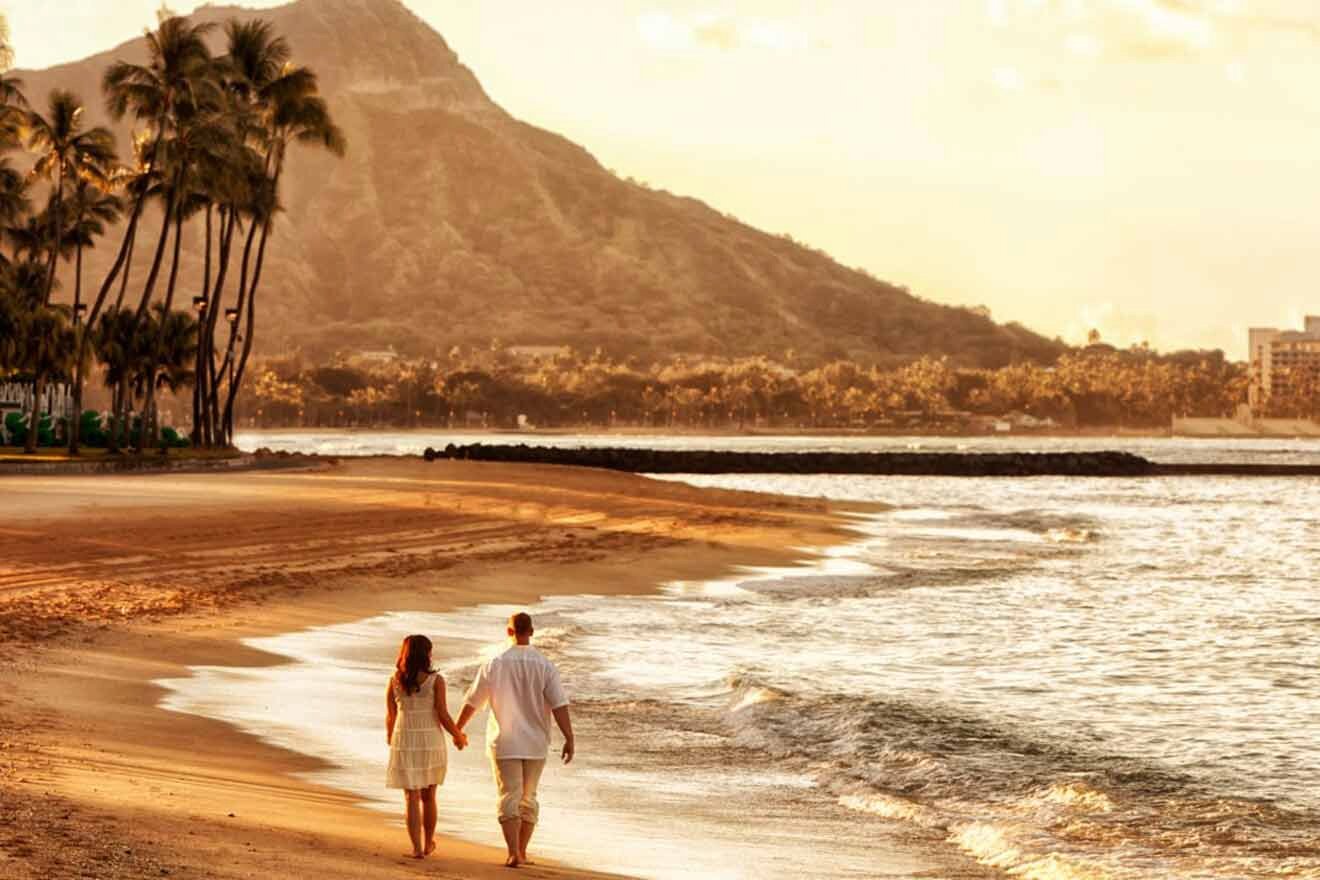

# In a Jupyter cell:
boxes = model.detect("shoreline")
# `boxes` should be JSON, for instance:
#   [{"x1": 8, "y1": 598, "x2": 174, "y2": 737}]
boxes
[{"x1": 0, "y1": 458, "x2": 888, "y2": 880}]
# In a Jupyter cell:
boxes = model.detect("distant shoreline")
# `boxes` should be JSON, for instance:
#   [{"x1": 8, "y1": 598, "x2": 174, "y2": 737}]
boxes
[
  {"x1": 238, "y1": 424, "x2": 1183, "y2": 438},
  {"x1": 234, "y1": 424, "x2": 1320, "y2": 441}
]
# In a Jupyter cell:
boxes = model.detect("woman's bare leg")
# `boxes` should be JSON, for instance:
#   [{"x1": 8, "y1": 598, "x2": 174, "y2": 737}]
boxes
[
  {"x1": 404, "y1": 789, "x2": 424, "y2": 858},
  {"x1": 518, "y1": 821, "x2": 536, "y2": 864},
  {"x1": 422, "y1": 785, "x2": 438, "y2": 855}
]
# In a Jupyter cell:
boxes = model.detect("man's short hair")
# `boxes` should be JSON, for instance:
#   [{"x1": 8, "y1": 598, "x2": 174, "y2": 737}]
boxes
[{"x1": 510, "y1": 612, "x2": 534, "y2": 636}]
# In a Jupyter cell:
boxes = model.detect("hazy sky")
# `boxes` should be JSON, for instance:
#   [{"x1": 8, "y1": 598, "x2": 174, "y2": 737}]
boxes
[{"x1": 9, "y1": 0, "x2": 1320, "y2": 357}]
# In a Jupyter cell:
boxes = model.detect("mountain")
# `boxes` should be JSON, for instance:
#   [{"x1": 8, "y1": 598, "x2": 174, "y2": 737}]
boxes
[{"x1": 17, "y1": 0, "x2": 1065, "y2": 367}]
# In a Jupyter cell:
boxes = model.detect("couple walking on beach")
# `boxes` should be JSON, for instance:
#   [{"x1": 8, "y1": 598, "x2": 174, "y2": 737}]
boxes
[{"x1": 385, "y1": 612, "x2": 575, "y2": 868}]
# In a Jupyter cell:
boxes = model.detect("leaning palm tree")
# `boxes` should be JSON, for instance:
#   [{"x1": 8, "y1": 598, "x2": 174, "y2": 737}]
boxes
[
  {"x1": 220, "y1": 56, "x2": 344, "y2": 445},
  {"x1": 67, "y1": 17, "x2": 214, "y2": 456},
  {"x1": 66, "y1": 178, "x2": 122, "y2": 318},
  {"x1": 194, "y1": 140, "x2": 262, "y2": 446},
  {"x1": 63, "y1": 171, "x2": 127, "y2": 454},
  {"x1": 79, "y1": 17, "x2": 215, "y2": 371},
  {"x1": 26, "y1": 89, "x2": 116, "y2": 306}
]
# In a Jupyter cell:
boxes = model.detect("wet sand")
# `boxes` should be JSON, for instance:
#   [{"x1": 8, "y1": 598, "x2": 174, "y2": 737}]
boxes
[{"x1": 0, "y1": 458, "x2": 861, "y2": 880}]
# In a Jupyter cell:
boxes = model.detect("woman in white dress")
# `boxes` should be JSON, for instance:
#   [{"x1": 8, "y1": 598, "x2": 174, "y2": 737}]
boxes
[{"x1": 386, "y1": 634, "x2": 467, "y2": 859}]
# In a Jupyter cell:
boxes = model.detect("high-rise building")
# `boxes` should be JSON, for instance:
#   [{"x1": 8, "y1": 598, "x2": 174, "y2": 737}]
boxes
[{"x1": 1249, "y1": 317, "x2": 1320, "y2": 409}]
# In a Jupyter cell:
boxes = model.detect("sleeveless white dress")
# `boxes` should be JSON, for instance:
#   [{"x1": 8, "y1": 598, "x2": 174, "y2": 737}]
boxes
[{"x1": 387, "y1": 672, "x2": 447, "y2": 790}]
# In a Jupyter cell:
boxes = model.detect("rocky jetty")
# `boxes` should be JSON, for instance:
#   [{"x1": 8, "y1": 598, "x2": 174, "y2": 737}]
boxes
[{"x1": 424, "y1": 444, "x2": 1157, "y2": 477}]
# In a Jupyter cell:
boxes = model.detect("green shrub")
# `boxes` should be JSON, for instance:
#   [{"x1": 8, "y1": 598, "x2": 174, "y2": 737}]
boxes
[
  {"x1": 3, "y1": 411, "x2": 24, "y2": 446},
  {"x1": 80, "y1": 410, "x2": 107, "y2": 447},
  {"x1": 160, "y1": 426, "x2": 191, "y2": 449},
  {"x1": 2, "y1": 412, "x2": 54, "y2": 447}
]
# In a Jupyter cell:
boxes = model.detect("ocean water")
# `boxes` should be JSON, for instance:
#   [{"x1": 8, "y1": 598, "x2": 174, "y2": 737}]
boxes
[
  {"x1": 234, "y1": 429, "x2": 1320, "y2": 466},
  {"x1": 160, "y1": 460, "x2": 1320, "y2": 879}
]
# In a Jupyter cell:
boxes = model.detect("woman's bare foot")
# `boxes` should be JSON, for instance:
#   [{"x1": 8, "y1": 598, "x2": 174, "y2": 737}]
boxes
[
  {"x1": 519, "y1": 853, "x2": 536, "y2": 865},
  {"x1": 504, "y1": 855, "x2": 521, "y2": 868},
  {"x1": 405, "y1": 851, "x2": 425, "y2": 860},
  {"x1": 424, "y1": 840, "x2": 436, "y2": 857}
]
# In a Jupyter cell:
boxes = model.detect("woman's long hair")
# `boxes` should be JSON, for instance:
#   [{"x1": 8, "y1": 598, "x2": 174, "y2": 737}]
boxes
[{"x1": 394, "y1": 634, "x2": 434, "y2": 695}]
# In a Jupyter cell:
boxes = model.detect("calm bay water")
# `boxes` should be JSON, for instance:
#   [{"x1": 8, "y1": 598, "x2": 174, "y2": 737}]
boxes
[
  {"x1": 168, "y1": 437, "x2": 1320, "y2": 878},
  {"x1": 235, "y1": 429, "x2": 1320, "y2": 466}
]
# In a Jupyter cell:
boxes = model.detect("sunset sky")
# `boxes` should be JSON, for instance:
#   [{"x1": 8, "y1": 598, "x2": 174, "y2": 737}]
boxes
[{"x1": 9, "y1": 0, "x2": 1320, "y2": 357}]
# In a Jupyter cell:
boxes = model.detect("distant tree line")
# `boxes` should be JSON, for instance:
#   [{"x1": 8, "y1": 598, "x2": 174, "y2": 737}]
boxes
[{"x1": 237, "y1": 345, "x2": 1251, "y2": 431}]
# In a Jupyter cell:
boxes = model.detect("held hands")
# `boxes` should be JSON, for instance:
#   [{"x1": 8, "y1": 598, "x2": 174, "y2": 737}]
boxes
[{"x1": 452, "y1": 730, "x2": 469, "y2": 751}]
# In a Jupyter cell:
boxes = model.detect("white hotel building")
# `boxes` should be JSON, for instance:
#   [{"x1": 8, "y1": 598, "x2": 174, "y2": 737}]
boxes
[{"x1": 1248, "y1": 316, "x2": 1320, "y2": 409}]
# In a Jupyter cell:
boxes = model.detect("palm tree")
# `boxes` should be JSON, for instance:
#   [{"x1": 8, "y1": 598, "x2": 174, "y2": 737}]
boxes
[
  {"x1": 220, "y1": 55, "x2": 344, "y2": 444},
  {"x1": 66, "y1": 16, "x2": 214, "y2": 455},
  {"x1": 0, "y1": 285, "x2": 19, "y2": 375},
  {"x1": 15, "y1": 306, "x2": 74, "y2": 453},
  {"x1": 25, "y1": 90, "x2": 116, "y2": 306},
  {"x1": 63, "y1": 182, "x2": 123, "y2": 454},
  {"x1": 144, "y1": 304, "x2": 198, "y2": 447},
  {"x1": 0, "y1": 157, "x2": 28, "y2": 236},
  {"x1": 0, "y1": 15, "x2": 28, "y2": 150},
  {"x1": 5, "y1": 211, "x2": 48, "y2": 263},
  {"x1": 83, "y1": 16, "x2": 215, "y2": 355},
  {"x1": 93, "y1": 306, "x2": 143, "y2": 453},
  {"x1": 67, "y1": 181, "x2": 123, "y2": 318}
]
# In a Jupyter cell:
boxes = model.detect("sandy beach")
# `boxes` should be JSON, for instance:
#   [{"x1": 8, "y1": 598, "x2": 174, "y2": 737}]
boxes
[{"x1": 0, "y1": 458, "x2": 857, "y2": 880}]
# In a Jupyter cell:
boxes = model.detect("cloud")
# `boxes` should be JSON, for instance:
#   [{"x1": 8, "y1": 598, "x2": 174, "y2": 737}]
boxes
[
  {"x1": 986, "y1": 0, "x2": 1219, "y2": 61},
  {"x1": 992, "y1": 65, "x2": 1026, "y2": 90},
  {"x1": 636, "y1": 10, "x2": 810, "y2": 53}
]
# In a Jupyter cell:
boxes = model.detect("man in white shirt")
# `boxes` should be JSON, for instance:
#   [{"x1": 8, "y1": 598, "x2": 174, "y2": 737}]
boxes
[{"x1": 457, "y1": 612, "x2": 575, "y2": 869}]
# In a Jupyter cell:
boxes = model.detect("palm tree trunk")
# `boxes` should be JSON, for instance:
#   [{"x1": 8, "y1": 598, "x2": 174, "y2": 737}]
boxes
[
  {"x1": 119, "y1": 378, "x2": 133, "y2": 453},
  {"x1": 73, "y1": 237, "x2": 83, "y2": 316},
  {"x1": 142, "y1": 378, "x2": 157, "y2": 454},
  {"x1": 223, "y1": 213, "x2": 273, "y2": 446},
  {"x1": 115, "y1": 224, "x2": 135, "y2": 309},
  {"x1": 162, "y1": 207, "x2": 184, "y2": 312},
  {"x1": 217, "y1": 218, "x2": 258, "y2": 444},
  {"x1": 144, "y1": 206, "x2": 186, "y2": 452},
  {"x1": 68, "y1": 236, "x2": 85, "y2": 454},
  {"x1": 24, "y1": 372, "x2": 45, "y2": 454},
  {"x1": 203, "y1": 208, "x2": 238, "y2": 446},
  {"x1": 106, "y1": 381, "x2": 120, "y2": 454},
  {"x1": 193, "y1": 206, "x2": 212, "y2": 445},
  {"x1": 43, "y1": 165, "x2": 63, "y2": 306},
  {"x1": 134, "y1": 199, "x2": 175, "y2": 319}
]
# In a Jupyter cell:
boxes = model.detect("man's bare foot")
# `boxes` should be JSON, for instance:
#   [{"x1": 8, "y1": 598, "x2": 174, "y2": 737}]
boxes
[
  {"x1": 519, "y1": 853, "x2": 536, "y2": 865},
  {"x1": 504, "y1": 855, "x2": 521, "y2": 868},
  {"x1": 406, "y1": 851, "x2": 424, "y2": 860},
  {"x1": 424, "y1": 840, "x2": 436, "y2": 857}
]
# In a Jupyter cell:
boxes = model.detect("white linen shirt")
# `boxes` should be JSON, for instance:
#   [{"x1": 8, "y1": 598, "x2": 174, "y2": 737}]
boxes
[{"x1": 463, "y1": 645, "x2": 569, "y2": 759}]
